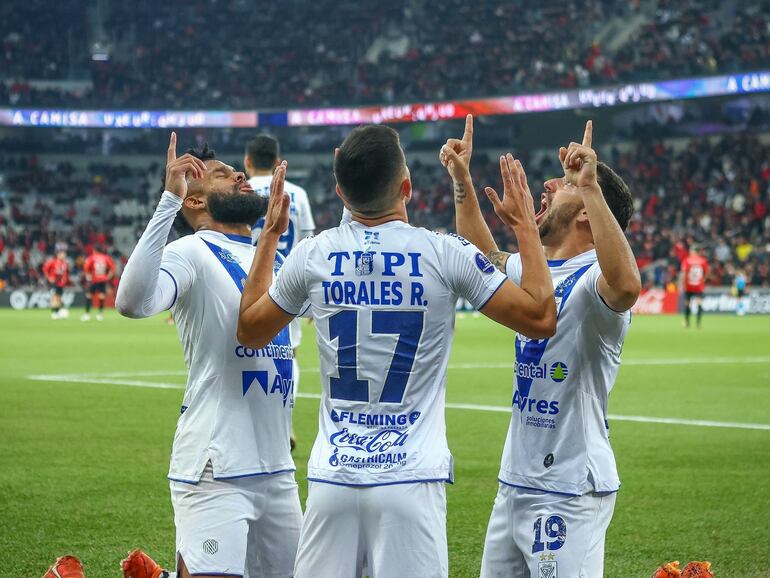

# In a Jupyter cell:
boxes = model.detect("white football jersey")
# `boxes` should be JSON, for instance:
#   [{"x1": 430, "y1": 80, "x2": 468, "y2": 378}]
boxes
[
  {"x1": 160, "y1": 230, "x2": 296, "y2": 482},
  {"x1": 249, "y1": 176, "x2": 315, "y2": 257},
  {"x1": 269, "y1": 221, "x2": 507, "y2": 486},
  {"x1": 500, "y1": 249, "x2": 630, "y2": 495}
]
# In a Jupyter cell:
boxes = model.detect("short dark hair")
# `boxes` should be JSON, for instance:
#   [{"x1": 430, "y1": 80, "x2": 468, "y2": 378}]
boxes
[
  {"x1": 166, "y1": 144, "x2": 217, "y2": 236},
  {"x1": 245, "y1": 135, "x2": 279, "y2": 170},
  {"x1": 596, "y1": 161, "x2": 633, "y2": 231},
  {"x1": 334, "y1": 125, "x2": 405, "y2": 216}
]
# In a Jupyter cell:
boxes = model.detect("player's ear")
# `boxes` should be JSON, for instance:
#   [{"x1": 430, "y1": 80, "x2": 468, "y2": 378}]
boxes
[
  {"x1": 184, "y1": 195, "x2": 206, "y2": 211},
  {"x1": 400, "y1": 177, "x2": 412, "y2": 204},
  {"x1": 576, "y1": 207, "x2": 589, "y2": 224},
  {"x1": 335, "y1": 183, "x2": 350, "y2": 209},
  {"x1": 243, "y1": 155, "x2": 251, "y2": 172}
]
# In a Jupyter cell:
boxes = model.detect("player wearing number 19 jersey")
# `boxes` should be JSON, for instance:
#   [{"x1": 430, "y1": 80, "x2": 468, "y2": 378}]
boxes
[
  {"x1": 238, "y1": 125, "x2": 557, "y2": 578},
  {"x1": 445, "y1": 118, "x2": 640, "y2": 578}
]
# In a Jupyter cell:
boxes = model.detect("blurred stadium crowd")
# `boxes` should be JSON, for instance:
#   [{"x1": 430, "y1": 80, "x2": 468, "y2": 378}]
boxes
[
  {"x1": 2, "y1": 128, "x2": 769, "y2": 291},
  {"x1": 1, "y1": 0, "x2": 769, "y2": 293},
  {"x1": 1, "y1": 0, "x2": 768, "y2": 108}
]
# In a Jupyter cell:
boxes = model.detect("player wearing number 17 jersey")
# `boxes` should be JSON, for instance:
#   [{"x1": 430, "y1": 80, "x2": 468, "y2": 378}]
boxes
[
  {"x1": 238, "y1": 125, "x2": 557, "y2": 578},
  {"x1": 443, "y1": 117, "x2": 640, "y2": 578}
]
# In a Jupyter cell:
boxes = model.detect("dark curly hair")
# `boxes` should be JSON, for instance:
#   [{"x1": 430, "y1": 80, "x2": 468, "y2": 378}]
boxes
[{"x1": 596, "y1": 161, "x2": 633, "y2": 231}]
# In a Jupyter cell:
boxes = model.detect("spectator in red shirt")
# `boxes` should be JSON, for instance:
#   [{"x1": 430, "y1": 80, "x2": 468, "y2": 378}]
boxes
[
  {"x1": 82, "y1": 247, "x2": 116, "y2": 321},
  {"x1": 681, "y1": 244, "x2": 709, "y2": 329}
]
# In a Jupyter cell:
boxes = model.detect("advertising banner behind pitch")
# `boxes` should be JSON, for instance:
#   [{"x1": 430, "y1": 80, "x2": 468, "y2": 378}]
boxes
[
  {"x1": 632, "y1": 287, "x2": 770, "y2": 315},
  {"x1": 1, "y1": 290, "x2": 88, "y2": 309}
]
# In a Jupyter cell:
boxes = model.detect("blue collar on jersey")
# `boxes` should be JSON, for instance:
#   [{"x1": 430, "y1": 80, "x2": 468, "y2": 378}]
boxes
[
  {"x1": 224, "y1": 233, "x2": 253, "y2": 244},
  {"x1": 547, "y1": 259, "x2": 567, "y2": 267}
]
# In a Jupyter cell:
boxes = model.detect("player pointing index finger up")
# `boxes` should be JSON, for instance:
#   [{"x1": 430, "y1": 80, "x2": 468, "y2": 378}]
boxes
[
  {"x1": 445, "y1": 118, "x2": 640, "y2": 578},
  {"x1": 116, "y1": 137, "x2": 301, "y2": 578}
]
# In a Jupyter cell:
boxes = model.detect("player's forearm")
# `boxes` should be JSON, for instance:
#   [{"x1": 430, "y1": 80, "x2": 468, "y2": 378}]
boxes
[
  {"x1": 115, "y1": 192, "x2": 180, "y2": 318},
  {"x1": 583, "y1": 186, "x2": 641, "y2": 298},
  {"x1": 453, "y1": 173, "x2": 498, "y2": 255},
  {"x1": 239, "y1": 231, "x2": 281, "y2": 337},
  {"x1": 512, "y1": 223, "x2": 553, "y2": 307}
]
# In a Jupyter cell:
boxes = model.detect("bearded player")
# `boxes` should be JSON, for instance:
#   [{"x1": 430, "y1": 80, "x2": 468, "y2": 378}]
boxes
[
  {"x1": 115, "y1": 134, "x2": 301, "y2": 578},
  {"x1": 441, "y1": 117, "x2": 639, "y2": 577},
  {"x1": 237, "y1": 125, "x2": 556, "y2": 577}
]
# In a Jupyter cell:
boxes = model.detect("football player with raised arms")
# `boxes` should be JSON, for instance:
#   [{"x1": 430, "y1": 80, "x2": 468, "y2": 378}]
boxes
[
  {"x1": 237, "y1": 124, "x2": 557, "y2": 578},
  {"x1": 115, "y1": 134, "x2": 301, "y2": 578},
  {"x1": 441, "y1": 116, "x2": 640, "y2": 578}
]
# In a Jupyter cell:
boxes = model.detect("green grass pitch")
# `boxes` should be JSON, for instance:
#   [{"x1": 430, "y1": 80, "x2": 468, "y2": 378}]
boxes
[{"x1": 2, "y1": 310, "x2": 769, "y2": 577}]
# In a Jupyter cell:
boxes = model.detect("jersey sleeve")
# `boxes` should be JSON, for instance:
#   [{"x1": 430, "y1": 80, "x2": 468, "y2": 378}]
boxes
[
  {"x1": 116, "y1": 192, "x2": 194, "y2": 318},
  {"x1": 504, "y1": 252, "x2": 523, "y2": 285},
  {"x1": 581, "y1": 263, "x2": 630, "y2": 345},
  {"x1": 297, "y1": 188, "x2": 316, "y2": 232},
  {"x1": 268, "y1": 239, "x2": 310, "y2": 315},
  {"x1": 442, "y1": 234, "x2": 507, "y2": 310}
]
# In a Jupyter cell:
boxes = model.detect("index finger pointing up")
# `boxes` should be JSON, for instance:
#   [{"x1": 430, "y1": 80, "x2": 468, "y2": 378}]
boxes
[
  {"x1": 463, "y1": 114, "x2": 473, "y2": 144},
  {"x1": 167, "y1": 132, "x2": 177, "y2": 163},
  {"x1": 582, "y1": 120, "x2": 593, "y2": 148}
]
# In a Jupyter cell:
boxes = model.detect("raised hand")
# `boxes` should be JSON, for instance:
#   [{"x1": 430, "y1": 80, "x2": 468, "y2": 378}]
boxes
[
  {"x1": 484, "y1": 154, "x2": 537, "y2": 233},
  {"x1": 263, "y1": 161, "x2": 290, "y2": 236},
  {"x1": 164, "y1": 132, "x2": 207, "y2": 199},
  {"x1": 559, "y1": 120, "x2": 598, "y2": 191},
  {"x1": 439, "y1": 114, "x2": 474, "y2": 182}
]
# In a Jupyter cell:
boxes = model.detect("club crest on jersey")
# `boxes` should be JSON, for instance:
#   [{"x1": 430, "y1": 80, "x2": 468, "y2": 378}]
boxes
[
  {"x1": 355, "y1": 252, "x2": 375, "y2": 276},
  {"x1": 538, "y1": 560, "x2": 558, "y2": 578}
]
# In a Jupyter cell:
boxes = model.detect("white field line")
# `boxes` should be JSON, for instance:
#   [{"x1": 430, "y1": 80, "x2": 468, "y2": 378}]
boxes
[
  {"x1": 26, "y1": 354, "x2": 770, "y2": 384},
  {"x1": 25, "y1": 369, "x2": 770, "y2": 432}
]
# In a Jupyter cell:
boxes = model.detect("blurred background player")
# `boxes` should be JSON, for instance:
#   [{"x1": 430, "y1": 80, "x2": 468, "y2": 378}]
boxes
[
  {"x1": 681, "y1": 244, "x2": 709, "y2": 329},
  {"x1": 442, "y1": 118, "x2": 639, "y2": 578},
  {"x1": 734, "y1": 268, "x2": 748, "y2": 316},
  {"x1": 82, "y1": 246, "x2": 116, "y2": 321},
  {"x1": 42, "y1": 249, "x2": 70, "y2": 319},
  {"x1": 116, "y1": 135, "x2": 301, "y2": 578},
  {"x1": 245, "y1": 134, "x2": 315, "y2": 446}
]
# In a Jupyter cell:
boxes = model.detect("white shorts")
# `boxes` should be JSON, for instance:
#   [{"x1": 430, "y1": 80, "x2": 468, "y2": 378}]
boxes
[
  {"x1": 480, "y1": 483, "x2": 616, "y2": 578},
  {"x1": 289, "y1": 317, "x2": 302, "y2": 348},
  {"x1": 170, "y1": 464, "x2": 302, "y2": 577},
  {"x1": 294, "y1": 481, "x2": 448, "y2": 578}
]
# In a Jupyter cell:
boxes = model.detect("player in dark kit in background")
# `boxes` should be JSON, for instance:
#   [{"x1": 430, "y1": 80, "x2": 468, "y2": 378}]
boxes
[
  {"x1": 82, "y1": 247, "x2": 116, "y2": 321},
  {"x1": 681, "y1": 244, "x2": 709, "y2": 329},
  {"x1": 42, "y1": 250, "x2": 70, "y2": 319}
]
